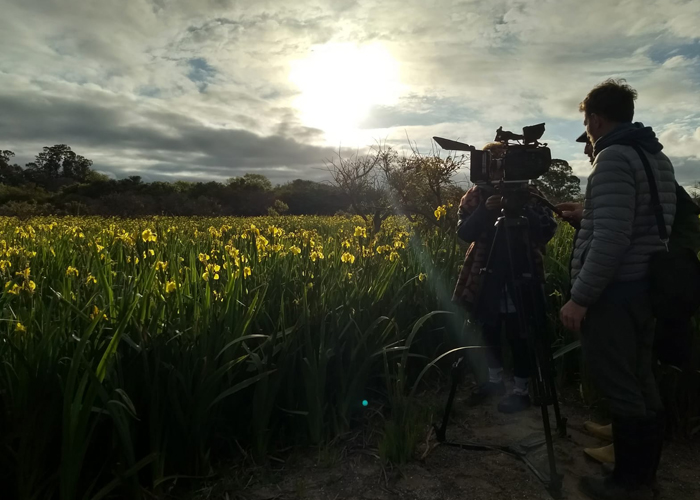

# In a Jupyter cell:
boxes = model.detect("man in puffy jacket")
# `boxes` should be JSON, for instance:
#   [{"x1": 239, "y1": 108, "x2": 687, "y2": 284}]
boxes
[{"x1": 559, "y1": 79, "x2": 676, "y2": 500}]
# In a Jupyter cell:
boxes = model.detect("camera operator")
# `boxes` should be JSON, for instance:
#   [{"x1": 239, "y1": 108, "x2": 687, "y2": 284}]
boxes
[
  {"x1": 453, "y1": 142, "x2": 557, "y2": 414},
  {"x1": 558, "y1": 79, "x2": 676, "y2": 500}
]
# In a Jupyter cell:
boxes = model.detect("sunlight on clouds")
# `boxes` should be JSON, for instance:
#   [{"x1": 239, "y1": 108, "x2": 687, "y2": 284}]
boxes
[
  {"x1": 2, "y1": 0, "x2": 700, "y2": 182},
  {"x1": 659, "y1": 125, "x2": 700, "y2": 159},
  {"x1": 289, "y1": 42, "x2": 403, "y2": 145}
]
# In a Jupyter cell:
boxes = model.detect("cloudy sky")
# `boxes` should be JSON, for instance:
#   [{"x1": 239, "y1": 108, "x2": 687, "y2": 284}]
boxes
[{"x1": 2, "y1": 0, "x2": 699, "y2": 186}]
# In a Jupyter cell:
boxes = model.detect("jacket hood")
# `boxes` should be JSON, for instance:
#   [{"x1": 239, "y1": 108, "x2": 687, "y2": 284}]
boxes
[{"x1": 593, "y1": 122, "x2": 664, "y2": 156}]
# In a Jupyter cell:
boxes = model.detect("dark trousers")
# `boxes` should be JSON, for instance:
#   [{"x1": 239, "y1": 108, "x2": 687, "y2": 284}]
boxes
[
  {"x1": 655, "y1": 316, "x2": 693, "y2": 367},
  {"x1": 581, "y1": 291, "x2": 663, "y2": 418},
  {"x1": 482, "y1": 314, "x2": 530, "y2": 379}
]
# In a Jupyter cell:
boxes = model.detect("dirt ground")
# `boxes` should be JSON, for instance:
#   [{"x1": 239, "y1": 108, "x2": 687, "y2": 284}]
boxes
[{"x1": 202, "y1": 382, "x2": 699, "y2": 500}]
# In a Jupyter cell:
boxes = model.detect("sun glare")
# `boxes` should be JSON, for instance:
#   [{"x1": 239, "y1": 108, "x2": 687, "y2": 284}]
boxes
[{"x1": 289, "y1": 42, "x2": 402, "y2": 144}]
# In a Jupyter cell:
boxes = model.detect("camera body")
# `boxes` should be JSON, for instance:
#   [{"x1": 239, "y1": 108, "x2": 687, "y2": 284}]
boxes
[
  {"x1": 433, "y1": 123, "x2": 551, "y2": 185},
  {"x1": 469, "y1": 145, "x2": 551, "y2": 184}
]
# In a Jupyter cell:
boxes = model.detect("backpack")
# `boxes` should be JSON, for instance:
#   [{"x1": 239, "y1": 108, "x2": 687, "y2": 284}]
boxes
[{"x1": 633, "y1": 145, "x2": 700, "y2": 318}]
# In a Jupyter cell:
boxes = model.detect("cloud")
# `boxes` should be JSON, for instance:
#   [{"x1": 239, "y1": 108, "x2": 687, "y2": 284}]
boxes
[
  {"x1": 659, "y1": 124, "x2": 700, "y2": 160},
  {"x1": 0, "y1": 89, "x2": 335, "y2": 183},
  {"x1": 0, "y1": 0, "x2": 699, "y2": 184},
  {"x1": 658, "y1": 123, "x2": 700, "y2": 186}
]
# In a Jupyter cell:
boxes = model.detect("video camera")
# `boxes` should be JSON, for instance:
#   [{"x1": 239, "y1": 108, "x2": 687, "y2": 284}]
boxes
[{"x1": 433, "y1": 123, "x2": 551, "y2": 184}]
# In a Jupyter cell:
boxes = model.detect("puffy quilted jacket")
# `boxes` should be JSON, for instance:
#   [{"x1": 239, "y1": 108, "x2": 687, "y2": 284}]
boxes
[{"x1": 570, "y1": 123, "x2": 676, "y2": 307}]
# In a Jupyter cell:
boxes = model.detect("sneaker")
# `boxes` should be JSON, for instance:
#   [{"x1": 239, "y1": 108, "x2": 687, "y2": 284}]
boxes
[
  {"x1": 497, "y1": 393, "x2": 531, "y2": 413},
  {"x1": 466, "y1": 381, "x2": 506, "y2": 406}
]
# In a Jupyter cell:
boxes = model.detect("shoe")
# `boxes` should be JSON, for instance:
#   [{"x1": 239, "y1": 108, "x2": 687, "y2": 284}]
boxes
[
  {"x1": 580, "y1": 415, "x2": 658, "y2": 500},
  {"x1": 466, "y1": 381, "x2": 506, "y2": 406},
  {"x1": 599, "y1": 463, "x2": 659, "y2": 497},
  {"x1": 584, "y1": 443, "x2": 615, "y2": 464},
  {"x1": 584, "y1": 421, "x2": 613, "y2": 441},
  {"x1": 579, "y1": 475, "x2": 653, "y2": 500},
  {"x1": 497, "y1": 393, "x2": 531, "y2": 413},
  {"x1": 614, "y1": 415, "x2": 661, "y2": 485}
]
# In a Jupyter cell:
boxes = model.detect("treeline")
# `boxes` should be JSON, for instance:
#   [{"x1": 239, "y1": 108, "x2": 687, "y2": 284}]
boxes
[
  {"x1": 9, "y1": 142, "x2": 686, "y2": 222},
  {"x1": 0, "y1": 146, "x2": 350, "y2": 217}
]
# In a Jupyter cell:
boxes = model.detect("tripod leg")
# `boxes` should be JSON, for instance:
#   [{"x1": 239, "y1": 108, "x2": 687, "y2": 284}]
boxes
[
  {"x1": 501, "y1": 214, "x2": 564, "y2": 493},
  {"x1": 534, "y1": 326, "x2": 567, "y2": 437},
  {"x1": 540, "y1": 402, "x2": 563, "y2": 494},
  {"x1": 434, "y1": 357, "x2": 464, "y2": 442},
  {"x1": 548, "y1": 359, "x2": 567, "y2": 437},
  {"x1": 535, "y1": 321, "x2": 567, "y2": 437}
]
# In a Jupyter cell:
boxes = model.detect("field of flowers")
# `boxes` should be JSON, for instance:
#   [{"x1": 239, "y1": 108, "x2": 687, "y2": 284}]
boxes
[
  {"x1": 0, "y1": 215, "x2": 467, "y2": 499},
  {"x1": 0, "y1": 215, "x2": 696, "y2": 499}
]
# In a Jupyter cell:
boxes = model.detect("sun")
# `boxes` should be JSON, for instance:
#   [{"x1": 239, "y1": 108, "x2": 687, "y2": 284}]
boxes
[{"x1": 289, "y1": 42, "x2": 402, "y2": 144}]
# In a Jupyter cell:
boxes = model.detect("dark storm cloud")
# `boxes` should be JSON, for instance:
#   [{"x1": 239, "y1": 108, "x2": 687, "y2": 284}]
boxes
[{"x1": 0, "y1": 90, "x2": 336, "y2": 180}]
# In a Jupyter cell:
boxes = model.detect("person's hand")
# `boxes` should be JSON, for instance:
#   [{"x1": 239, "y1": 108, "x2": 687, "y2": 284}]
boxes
[
  {"x1": 556, "y1": 202, "x2": 582, "y2": 212},
  {"x1": 485, "y1": 195, "x2": 503, "y2": 211},
  {"x1": 556, "y1": 202, "x2": 583, "y2": 224},
  {"x1": 560, "y1": 300, "x2": 588, "y2": 333}
]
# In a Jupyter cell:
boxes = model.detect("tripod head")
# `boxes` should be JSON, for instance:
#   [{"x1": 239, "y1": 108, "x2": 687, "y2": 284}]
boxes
[
  {"x1": 477, "y1": 181, "x2": 573, "y2": 226},
  {"x1": 498, "y1": 183, "x2": 535, "y2": 218}
]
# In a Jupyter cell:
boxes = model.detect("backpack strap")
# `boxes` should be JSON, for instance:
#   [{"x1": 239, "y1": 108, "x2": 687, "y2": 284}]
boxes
[{"x1": 631, "y1": 145, "x2": 669, "y2": 251}]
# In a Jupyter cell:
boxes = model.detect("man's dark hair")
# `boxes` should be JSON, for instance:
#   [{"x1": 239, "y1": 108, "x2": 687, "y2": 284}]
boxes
[{"x1": 579, "y1": 78, "x2": 637, "y2": 123}]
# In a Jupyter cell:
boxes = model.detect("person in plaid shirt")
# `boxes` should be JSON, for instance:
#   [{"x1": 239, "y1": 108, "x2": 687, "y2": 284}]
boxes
[{"x1": 452, "y1": 142, "x2": 558, "y2": 413}]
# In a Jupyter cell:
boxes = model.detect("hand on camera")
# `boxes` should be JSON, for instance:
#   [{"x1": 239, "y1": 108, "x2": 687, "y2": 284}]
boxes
[{"x1": 485, "y1": 195, "x2": 504, "y2": 211}]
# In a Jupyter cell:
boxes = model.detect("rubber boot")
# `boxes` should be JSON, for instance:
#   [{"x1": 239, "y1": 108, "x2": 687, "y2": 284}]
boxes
[
  {"x1": 579, "y1": 416, "x2": 656, "y2": 500},
  {"x1": 646, "y1": 411, "x2": 665, "y2": 496},
  {"x1": 599, "y1": 413, "x2": 663, "y2": 497},
  {"x1": 584, "y1": 443, "x2": 615, "y2": 464},
  {"x1": 584, "y1": 421, "x2": 613, "y2": 441}
]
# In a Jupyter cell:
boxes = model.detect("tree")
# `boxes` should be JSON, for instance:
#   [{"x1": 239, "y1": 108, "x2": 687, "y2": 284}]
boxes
[
  {"x1": 226, "y1": 173, "x2": 272, "y2": 191},
  {"x1": 0, "y1": 150, "x2": 26, "y2": 186},
  {"x1": 326, "y1": 142, "x2": 466, "y2": 232},
  {"x1": 379, "y1": 145, "x2": 465, "y2": 229},
  {"x1": 532, "y1": 159, "x2": 581, "y2": 204},
  {"x1": 689, "y1": 181, "x2": 700, "y2": 206},
  {"x1": 25, "y1": 145, "x2": 94, "y2": 183},
  {"x1": 272, "y1": 199, "x2": 289, "y2": 214},
  {"x1": 85, "y1": 170, "x2": 110, "y2": 183},
  {"x1": 325, "y1": 146, "x2": 392, "y2": 233},
  {"x1": 275, "y1": 179, "x2": 349, "y2": 215},
  {"x1": 0, "y1": 150, "x2": 14, "y2": 166}
]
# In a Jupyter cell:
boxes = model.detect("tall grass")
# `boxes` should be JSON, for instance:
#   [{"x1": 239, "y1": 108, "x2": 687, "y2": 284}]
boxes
[
  {"x1": 0, "y1": 216, "x2": 455, "y2": 498},
  {"x1": 0, "y1": 215, "x2": 697, "y2": 498}
]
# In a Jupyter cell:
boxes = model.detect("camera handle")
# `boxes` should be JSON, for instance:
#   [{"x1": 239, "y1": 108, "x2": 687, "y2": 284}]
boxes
[{"x1": 529, "y1": 192, "x2": 581, "y2": 230}]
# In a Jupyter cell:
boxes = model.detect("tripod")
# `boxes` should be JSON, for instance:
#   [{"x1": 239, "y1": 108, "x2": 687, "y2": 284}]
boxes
[{"x1": 434, "y1": 192, "x2": 568, "y2": 498}]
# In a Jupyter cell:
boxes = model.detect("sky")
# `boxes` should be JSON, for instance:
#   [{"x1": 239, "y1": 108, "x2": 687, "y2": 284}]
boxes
[{"x1": 1, "y1": 0, "x2": 699, "y2": 187}]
